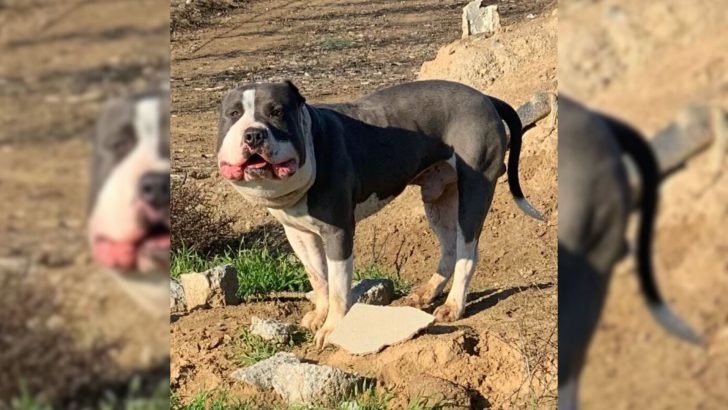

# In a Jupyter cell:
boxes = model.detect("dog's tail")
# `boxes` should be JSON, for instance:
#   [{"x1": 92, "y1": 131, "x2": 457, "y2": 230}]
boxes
[
  {"x1": 490, "y1": 96, "x2": 544, "y2": 221},
  {"x1": 606, "y1": 117, "x2": 702, "y2": 345}
]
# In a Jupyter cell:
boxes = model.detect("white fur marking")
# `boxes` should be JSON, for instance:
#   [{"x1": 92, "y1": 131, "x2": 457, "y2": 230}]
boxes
[
  {"x1": 327, "y1": 256, "x2": 353, "y2": 314},
  {"x1": 446, "y1": 229, "x2": 478, "y2": 310}
]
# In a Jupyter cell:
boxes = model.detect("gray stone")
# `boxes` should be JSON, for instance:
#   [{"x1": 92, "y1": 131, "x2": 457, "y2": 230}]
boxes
[
  {"x1": 272, "y1": 362, "x2": 366, "y2": 405},
  {"x1": 230, "y1": 352, "x2": 299, "y2": 388},
  {"x1": 462, "y1": 1, "x2": 501, "y2": 39},
  {"x1": 170, "y1": 279, "x2": 186, "y2": 314},
  {"x1": 250, "y1": 316, "x2": 294, "y2": 344},
  {"x1": 205, "y1": 264, "x2": 240, "y2": 307},
  {"x1": 306, "y1": 279, "x2": 395, "y2": 305},
  {"x1": 351, "y1": 279, "x2": 395, "y2": 305},
  {"x1": 230, "y1": 352, "x2": 367, "y2": 405}
]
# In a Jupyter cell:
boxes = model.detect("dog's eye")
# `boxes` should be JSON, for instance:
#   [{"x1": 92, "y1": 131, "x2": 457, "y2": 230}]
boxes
[
  {"x1": 107, "y1": 126, "x2": 136, "y2": 157},
  {"x1": 228, "y1": 110, "x2": 241, "y2": 119},
  {"x1": 269, "y1": 107, "x2": 282, "y2": 118}
]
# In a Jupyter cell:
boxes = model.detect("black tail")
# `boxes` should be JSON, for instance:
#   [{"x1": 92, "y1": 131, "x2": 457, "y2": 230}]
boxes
[
  {"x1": 606, "y1": 117, "x2": 702, "y2": 345},
  {"x1": 491, "y1": 97, "x2": 544, "y2": 221}
]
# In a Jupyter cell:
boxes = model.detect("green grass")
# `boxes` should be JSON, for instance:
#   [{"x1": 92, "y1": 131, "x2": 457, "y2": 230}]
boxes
[
  {"x1": 8, "y1": 377, "x2": 169, "y2": 410},
  {"x1": 172, "y1": 390, "x2": 253, "y2": 410},
  {"x1": 171, "y1": 244, "x2": 311, "y2": 300},
  {"x1": 354, "y1": 264, "x2": 411, "y2": 296},
  {"x1": 172, "y1": 242, "x2": 409, "y2": 301},
  {"x1": 172, "y1": 386, "x2": 450, "y2": 410},
  {"x1": 319, "y1": 36, "x2": 353, "y2": 51},
  {"x1": 234, "y1": 328, "x2": 281, "y2": 366}
]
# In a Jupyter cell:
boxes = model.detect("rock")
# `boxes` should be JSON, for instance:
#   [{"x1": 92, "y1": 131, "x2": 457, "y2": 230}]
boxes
[
  {"x1": 250, "y1": 316, "x2": 294, "y2": 344},
  {"x1": 231, "y1": 352, "x2": 367, "y2": 405},
  {"x1": 205, "y1": 264, "x2": 240, "y2": 307},
  {"x1": 462, "y1": 1, "x2": 500, "y2": 39},
  {"x1": 406, "y1": 376, "x2": 471, "y2": 409},
  {"x1": 230, "y1": 352, "x2": 299, "y2": 388},
  {"x1": 179, "y1": 264, "x2": 240, "y2": 310},
  {"x1": 170, "y1": 279, "x2": 186, "y2": 314},
  {"x1": 273, "y1": 362, "x2": 366, "y2": 405},
  {"x1": 351, "y1": 279, "x2": 395, "y2": 305},
  {"x1": 179, "y1": 272, "x2": 210, "y2": 310},
  {"x1": 306, "y1": 279, "x2": 395, "y2": 305},
  {"x1": 328, "y1": 304, "x2": 435, "y2": 354}
]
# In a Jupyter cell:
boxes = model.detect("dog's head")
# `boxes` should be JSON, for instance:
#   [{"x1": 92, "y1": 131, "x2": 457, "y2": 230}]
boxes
[
  {"x1": 88, "y1": 89, "x2": 170, "y2": 276},
  {"x1": 217, "y1": 81, "x2": 315, "y2": 207}
]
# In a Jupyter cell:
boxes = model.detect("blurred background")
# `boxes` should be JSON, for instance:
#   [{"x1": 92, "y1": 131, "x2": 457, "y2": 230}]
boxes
[
  {"x1": 560, "y1": 0, "x2": 728, "y2": 408},
  {"x1": 0, "y1": 0, "x2": 169, "y2": 407}
]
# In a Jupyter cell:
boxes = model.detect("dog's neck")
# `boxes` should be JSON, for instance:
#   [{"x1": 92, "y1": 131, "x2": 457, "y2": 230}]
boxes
[{"x1": 231, "y1": 105, "x2": 316, "y2": 210}]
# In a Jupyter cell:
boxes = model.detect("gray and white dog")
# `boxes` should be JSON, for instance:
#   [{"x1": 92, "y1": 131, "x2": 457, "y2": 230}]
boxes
[
  {"x1": 88, "y1": 86, "x2": 170, "y2": 314},
  {"x1": 558, "y1": 96, "x2": 701, "y2": 409},
  {"x1": 217, "y1": 80, "x2": 542, "y2": 346}
]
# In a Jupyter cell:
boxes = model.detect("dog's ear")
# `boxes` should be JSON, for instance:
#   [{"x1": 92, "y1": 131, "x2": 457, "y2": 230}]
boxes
[{"x1": 284, "y1": 80, "x2": 306, "y2": 104}]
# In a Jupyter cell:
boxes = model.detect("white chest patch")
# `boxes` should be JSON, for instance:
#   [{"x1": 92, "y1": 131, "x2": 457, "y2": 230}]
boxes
[
  {"x1": 354, "y1": 193, "x2": 394, "y2": 222},
  {"x1": 268, "y1": 196, "x2": 322, "y2": 234}
]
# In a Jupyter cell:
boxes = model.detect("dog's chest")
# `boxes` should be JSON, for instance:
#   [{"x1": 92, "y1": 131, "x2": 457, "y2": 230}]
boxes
[{"x1": 268, "y1": 199, "x2": 322, "y2": 234}]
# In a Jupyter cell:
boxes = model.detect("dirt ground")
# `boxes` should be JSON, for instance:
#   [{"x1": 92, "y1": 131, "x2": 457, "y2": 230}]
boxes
[
  {"x1": 170, "y1": 0, "x2": 557, "y2": 408},
  {"x1": 0, "y1": 0, "x2": 169, "y2": 404},
  {"x1": 560, "y1": 0, "x2": 728, "y2": 409}
]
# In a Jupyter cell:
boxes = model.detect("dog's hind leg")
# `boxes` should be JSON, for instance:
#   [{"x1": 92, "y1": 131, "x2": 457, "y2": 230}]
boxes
[
  {"x1": 283, "y1": 225, "x2": 329, "y2": 331},
  {"x1": 434, "y1": 157, "x2": 496, "y2": 322},
  {"x1": 403, "y1": 182, "x2": 458, "y2": 308}
]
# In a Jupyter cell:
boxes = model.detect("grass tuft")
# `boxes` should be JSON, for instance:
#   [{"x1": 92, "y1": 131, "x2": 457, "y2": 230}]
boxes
[
  {"x1": 234, "y1": 329, "x2": 281, "y2": 366},
  {"x1": 319, "y1": 36, "x2": 353, "y2": 51},
  {"x1": 172, "y1": 389, "x2": 253, "y2": 410},
  {"x1": 171, "y1": 243, "x2": 311, "y2": 300}
]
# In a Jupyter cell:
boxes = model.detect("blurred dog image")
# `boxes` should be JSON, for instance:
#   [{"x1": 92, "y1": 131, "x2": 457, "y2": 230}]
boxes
[
  {"x1": 88, "y1": 86, "x2": 171, "y2": 314},
  {"x1": 558, "y1": 96, "x2": 701, "y2": 410}
]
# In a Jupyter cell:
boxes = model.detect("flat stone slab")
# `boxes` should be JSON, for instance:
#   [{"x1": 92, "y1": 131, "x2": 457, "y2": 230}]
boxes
[{"x1": 328, "y1": 303, "x2": 435, "y2": 355}]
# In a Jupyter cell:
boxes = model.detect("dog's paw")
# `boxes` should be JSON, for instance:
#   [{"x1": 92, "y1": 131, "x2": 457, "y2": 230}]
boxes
[
  {"x1": 314, "y1": 324, "x2": 336, "y2": 349},
  {"x1": 301, "y1": 309, "x2": 327, "y2": 331},
  {"x1": 402, "y1": 285, "x2": 436, "y2": 309},
  {"x1": 433, "y1": 301, "x2": 463, "y2": 322}
]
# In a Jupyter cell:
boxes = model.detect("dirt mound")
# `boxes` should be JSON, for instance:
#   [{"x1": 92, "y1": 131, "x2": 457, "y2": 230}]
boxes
[{"x1": 419, "y1": 11, "x2": 557, "y2": 104}]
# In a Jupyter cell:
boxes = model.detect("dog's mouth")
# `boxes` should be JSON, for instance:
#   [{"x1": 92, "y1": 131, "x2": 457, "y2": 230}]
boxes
[
  {"x1": 92, "y1": 223, "x2": 170, "y2": 274},
  {"x1": 221, "y1": 154, "x2": 298, "y2": 181}
]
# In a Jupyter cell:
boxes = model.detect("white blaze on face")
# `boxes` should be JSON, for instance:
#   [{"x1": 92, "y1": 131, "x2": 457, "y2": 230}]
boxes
[
  {"x1": 218, "y1": 89, "x2": 267, "y2": 167},
  {"x1": 89, "y1": 97, "x2": 169, "y2": 243}
]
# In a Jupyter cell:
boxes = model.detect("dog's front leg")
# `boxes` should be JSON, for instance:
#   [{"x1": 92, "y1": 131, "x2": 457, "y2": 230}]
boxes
[
  {"x1": 314, "y1": 226, "x2": 354, "y2": 348},
  {"x1": 282, "y1": 225, "x2": 329, "y2": 331}
]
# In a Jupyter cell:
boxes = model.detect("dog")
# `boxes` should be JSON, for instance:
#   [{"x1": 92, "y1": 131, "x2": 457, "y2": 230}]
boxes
[
  {"x1": 216, "y1": 80, "x2": 542, "y2": 346},
  {"x1": 88, "y1": 86, "x2": 171, "y2": 314},
  {"x1": 558, "y1": 96, "x2": 701, "y2": 409}
]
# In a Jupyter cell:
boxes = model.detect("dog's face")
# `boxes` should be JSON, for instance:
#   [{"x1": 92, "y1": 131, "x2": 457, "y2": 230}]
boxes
[
  {"x1": 88, "y1": 90, "x2": 170, "y2": 276},
  {"x1": 217, "y1": 81, "x2": 310, "y2": 188}
]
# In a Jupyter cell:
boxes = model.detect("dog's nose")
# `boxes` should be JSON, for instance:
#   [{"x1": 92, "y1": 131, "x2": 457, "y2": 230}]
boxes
[
  {"x1": 138, "y1": 171, "x2": 170, "y2": 210},
  {"x1": 243, "y1": 128, "x2": 266, "y2": 149}
]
